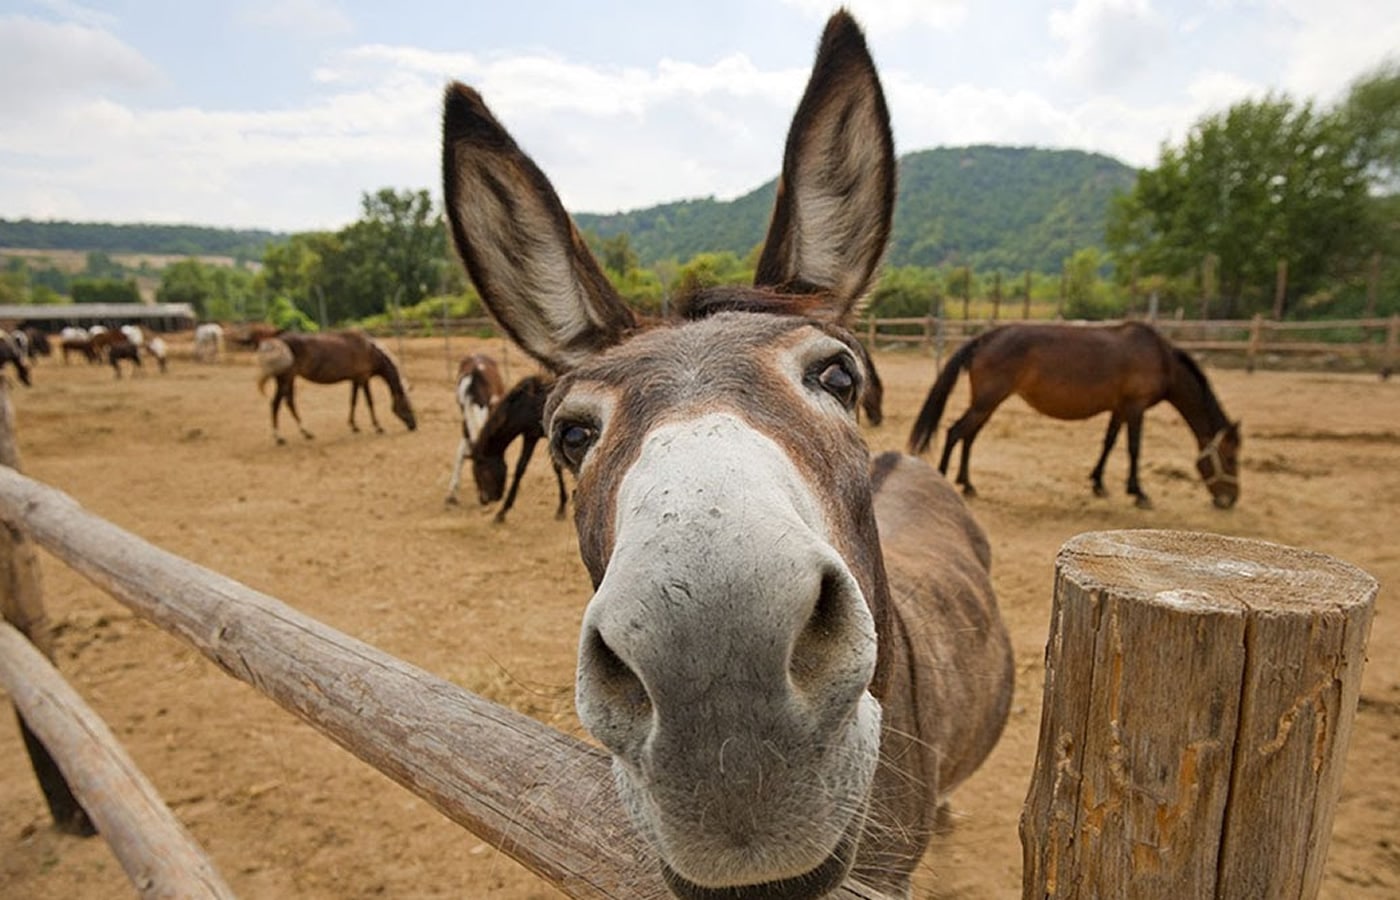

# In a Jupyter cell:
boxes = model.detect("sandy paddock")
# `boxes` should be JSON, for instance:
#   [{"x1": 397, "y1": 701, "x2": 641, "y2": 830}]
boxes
[{"x1": 0, "y1": 333, "x2": 1396, "y2": 899}]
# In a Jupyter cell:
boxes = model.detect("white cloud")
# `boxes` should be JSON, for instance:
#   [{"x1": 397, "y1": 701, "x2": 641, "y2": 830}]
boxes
[
  {"x1": 1047, "y1": 0, "x2": 1168, "y2": 90},
  {"x1": 0, "y1": 15, "x2": 160, "y2": 116},
  {"x1": 779, "y1": 0, "x2": 969, "y2": 32},
  {"x1": 1272, "y1": 0, "x2": 1400, "y2": 101},
  {"x1": 236, "y1": 0, "x2": 353, "y2": 39}
]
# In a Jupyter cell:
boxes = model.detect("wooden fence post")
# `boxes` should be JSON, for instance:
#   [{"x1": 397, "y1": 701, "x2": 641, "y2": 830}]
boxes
[
  {"x1": 1022, "y1": 531, "x2": 1376, "y2": 900},
  {"x1": 1246, "y1": 313, "x2": 1264, "y2": 373},
  {"x1": 0, "y1": 378, "x2": 94, "y2": 836},
  {"x1": 1385, "y1": 314, "x2": 1398, "y2": 377}
]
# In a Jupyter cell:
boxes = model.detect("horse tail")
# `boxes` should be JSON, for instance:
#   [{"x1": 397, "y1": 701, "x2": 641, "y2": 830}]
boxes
[
  {"x1": 907, "y1": 334, "x2": 984, "y2": 455},
  {"x1": 256, "y1": 338, "x2": 294, "y2": 395}
]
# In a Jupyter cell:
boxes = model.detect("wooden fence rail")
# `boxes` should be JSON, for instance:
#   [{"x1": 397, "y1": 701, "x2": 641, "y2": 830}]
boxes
[{"x1": 363, "y1": 314, "x2": 1400, "y2": 374}]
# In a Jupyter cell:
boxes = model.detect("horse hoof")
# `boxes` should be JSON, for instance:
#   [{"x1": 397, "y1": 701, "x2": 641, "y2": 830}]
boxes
[
  {"x1": 1092, "y1": 485, "x2": 1109, "y2": 498},
  {"x1": 1134, "y1": 495, "x2": 1154, "y2": 510},
  {"x1": 493, "y1": 513, "x2": 508, "y2": 525},
  {"x1": 275, "y1": 436, "x2": 287, "y2": 446},
  {"x1": 302, "y1": 432, "x2": 315, "y2": 441},
  {"x1": 554, "y1": 510, "x2": 567, "y2": 521},
  {"x1": 961, "y1": 485, "x2": 978, "y2": 498},
  {"x1": 445, "y1": 495, "x2": 460, "y2": 507}
]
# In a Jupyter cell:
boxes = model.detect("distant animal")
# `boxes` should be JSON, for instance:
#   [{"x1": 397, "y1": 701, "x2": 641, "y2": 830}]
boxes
[
  {"x1": 907, "y1": 321, "x2": 1242, "y2": 508},
  {"x1": 470, "y1": 374, "x2": 567, "y2": 524},
  {"x1": 228, "y1": 322, "x2": 282, "y2": 350},
  {"x1": 93, "y1": 331, "x2": 142, "y2": 379},
  {"x1": 444, "y1": 353, "x2": 505, "y2": 505},
  {"x1": 193, "y1": 323, "x2": 225, "y2": 362},
  {"x1": 20, "y1": 327, "x2": 52, "y2": 359},
  {"x1": 120, "y1": 324, "x2": 145, "y2": 347},
  {"x1": 145, "y1": 336, "x2": 168, "y2": 373},
  {"x1": 256, "y1": 330, "x2": 416, "y2": 444},
  {"x1": 440, "y1": 10, "x2": 1013, "y2": 896},
  {"x1": 59, "y1": 327, "x2": 97, "y2": 364},
  {"x1": 0, "y1": 333, "x2": 31, "y2": 386}
]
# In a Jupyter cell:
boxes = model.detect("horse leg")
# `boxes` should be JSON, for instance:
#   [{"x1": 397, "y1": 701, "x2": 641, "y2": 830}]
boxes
[
  {"x1": 1090, "y1": 415, "x2": 1123, "y2": 497},
  {"x1": 495, "y1": 435, "x2": 539, "y2": 524},
  {"x1": 363, "y1": 380, "x2": 384, "y2": 434},
  {"x1": 1126, "y1": 413, "x2": 1151, "y2": 508},
  {"x1": 941, "y1": 405, "x2": 996, "y2": 497},
  {"x1": 282, "y1": 377, "x2": 313, "y2": 441},
  {"x1": 270, "y1": 381, "x2": 287, "y2": 445},
  {"x1": 347, "y1": 383, "x2": 361, "y2": 432},
  {"x1": 552, "y1": 461, "x2": 568, "y2": 520},
  {"x1": 445, "y1": 434, "x2": 469, "y2": 505}
]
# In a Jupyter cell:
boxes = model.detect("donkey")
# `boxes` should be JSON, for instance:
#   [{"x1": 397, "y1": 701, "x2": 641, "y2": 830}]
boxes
[
  {"x1": 256, "y1": 330, "x2": 416, "y2": 444},
  {"x1": 444, "y1": 353, "x2": 505, "y2": 505},
  {"x1": 441, "y1": 11, "x2": 1012, "y2": 898},
  {"x1": 0, "y1": 333, "x2": 31, "y2": 386}
]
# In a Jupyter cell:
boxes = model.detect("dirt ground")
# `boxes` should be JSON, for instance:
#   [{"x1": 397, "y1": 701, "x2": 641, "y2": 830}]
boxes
[{"x1": 0, "y1": 332, "x2": 1396, "y2": 899}]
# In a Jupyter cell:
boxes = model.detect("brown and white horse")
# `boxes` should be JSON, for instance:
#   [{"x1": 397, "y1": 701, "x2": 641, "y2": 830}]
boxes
[
  {"x1": 441, "y1": 12, "x2": 1012, "y2": 898},
  {"x1": 444, "y1": 353, "x2": 505, "y2": 505}
]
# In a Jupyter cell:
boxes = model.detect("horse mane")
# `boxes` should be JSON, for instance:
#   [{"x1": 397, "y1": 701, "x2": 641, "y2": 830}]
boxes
[
  {"x1": 368, "y1": 339, "x2": 410, "y2": 396},
  {"x1": 1171, "y1": 346, "x2": 1229, "y2": 429}
]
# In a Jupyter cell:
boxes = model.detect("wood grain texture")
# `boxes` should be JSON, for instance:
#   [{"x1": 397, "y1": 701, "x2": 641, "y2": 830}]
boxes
[{"x1": 1022, "y1": 530, "x2": 1376, "y2": 899}]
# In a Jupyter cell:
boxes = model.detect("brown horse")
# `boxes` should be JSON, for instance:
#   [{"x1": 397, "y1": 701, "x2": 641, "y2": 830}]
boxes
[
  {"x1": 444, "y1": 353, "x2": 505, "y2": 505},
  {"x1": 470, "y1": 374, "x2": 567, "y2": 524},
  {"x1": 441, "y1": 11, "x2": 1012, "y2": 897},
  {"x1": 908, "y1": 321, "x2": 1242, "y2": 508},
  {"x1": 90, "y1": 330, "x2": 142, "y2": 379},
  {"x1": 256, "y1": 330, "x2": 416, "y2": 444}
]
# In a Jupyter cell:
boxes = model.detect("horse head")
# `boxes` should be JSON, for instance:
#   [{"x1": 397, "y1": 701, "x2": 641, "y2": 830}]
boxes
[
  {"x1": 444, "y1": 11, "x2": 899, "y2": 895},
  {"x1": 1197, "y1": 419, "x2": 1242, "y2": 509}
]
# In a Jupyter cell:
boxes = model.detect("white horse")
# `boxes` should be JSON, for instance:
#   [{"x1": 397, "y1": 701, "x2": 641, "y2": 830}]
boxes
[
  {"x1": 441, "y1": 11, "x2": 1013, "y2": 898},
  {"x1": 193, "y1": 323, "x2": 224, "y2": 363}
]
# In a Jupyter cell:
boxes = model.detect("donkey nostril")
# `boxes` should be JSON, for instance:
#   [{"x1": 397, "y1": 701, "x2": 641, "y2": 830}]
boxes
[
  {"x1": 582, "y1": 627, "x2": 651, "y2": 721},
  {"x1": 790, "y1": 569, "x2": 853, "y2": 690}
]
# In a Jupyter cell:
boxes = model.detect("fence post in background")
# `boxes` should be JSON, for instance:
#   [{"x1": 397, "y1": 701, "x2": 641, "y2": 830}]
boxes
[
  {"x1": 1365, "y1": 252, "x2": 1380, "y2": 318},
  {"x1": 1385, "y1": 315, "x2": 1398, "y2": 378},
  {"x1": 1023, "y1": 271, "x2": 1032, "y2": 320},
  {"x1": 1022, "y1": 530, "x2": 1376, "y2": 900},
  {"x1": 0, "y1": 379, "x2": 94, "y2": 836},
  {"x1": 1247, "y1": 313, "x2": 1264, "y2": 373},
  {"x1": 922, "y1": 315, "x2": 933, "y2": 355},
  {"x1": 1273, "y1": 258, "x2": 1289, "y2": 321},
  {"x1": 443, "y1": 297, "x2": 453, "y2": 379}
]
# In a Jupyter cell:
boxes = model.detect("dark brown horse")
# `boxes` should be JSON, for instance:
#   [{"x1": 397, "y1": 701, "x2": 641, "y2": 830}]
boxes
[
  {"x1": 445, "y1": 353, "x2": 505, "y2": 505},
  {"x1": 908, "y1": 321, "x2": 1242, "y2": 508},
  {"x1": 470, "y1": 374, "x2": 567, "y2": 523},
  {"x1": 256, "y1": 330, "x2": 417, "y2": 444},
  {"x1": 89, "y1": 330, "x2": 142, "y2": 378}
]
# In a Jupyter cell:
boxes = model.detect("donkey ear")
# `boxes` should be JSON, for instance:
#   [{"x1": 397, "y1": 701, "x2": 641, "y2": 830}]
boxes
[
  {"x1": 442, "y1": 83, "x2": 637, "y2": 373},
  {"x1": 754, "y1": 11, "x2": 895, "y2": 315}
]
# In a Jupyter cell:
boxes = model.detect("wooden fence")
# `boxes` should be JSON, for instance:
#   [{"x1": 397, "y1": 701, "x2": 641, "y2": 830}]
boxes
[
  {"x1": 0, "y1": 378, "x2": 1378, "y2": 899},
  {"x1": 366, "y1": 314, "x2": 1400, "y2": 375},
  {"x1": 860, "y1": 314, "x2": 1400, "y2": 373}
]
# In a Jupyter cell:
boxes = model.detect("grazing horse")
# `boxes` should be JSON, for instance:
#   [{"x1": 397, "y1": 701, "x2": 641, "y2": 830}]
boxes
[
  {"x1": 0, "y1": 334, "x2": 31, "y2": 386},
  {"x1": 444, "y1": 353, "x2": 505, "y2": 505},
  {"x1": 193, "y1": 323, "x2": 225, "y2": 362},
  {"x1": 90, "y1": 330, "x2": 142, "y2": 378},
  {"x1": 59, "y1": 327, "x2": 97, "y2": 364},
  {"x1": 20, "y1": 327, "x2": 52, "y2": 360},
  {"x1": 469, "y1": 374, "x2": 567, "y2": 524},
  {"x1": 256, "y1": 330, "x2": 417, "y2": 444},
  {"x1": 441, "y1": 11, "x2": 1013, "y2": 897},
  {"x1": 908, "y1": 321, "x2": 1242, "y2": 509},
  {"x1": 145, "y1": 336, "x2": 169, "y2": 373}
]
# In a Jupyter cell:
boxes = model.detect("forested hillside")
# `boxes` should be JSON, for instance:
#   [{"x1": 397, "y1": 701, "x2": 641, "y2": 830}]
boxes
[
  {"x1": 0, "y1": 219, "x2": 284, "y2": 260},
  {"x1": 576, "y1": 145, "x2": 1139, "y2": 273}
]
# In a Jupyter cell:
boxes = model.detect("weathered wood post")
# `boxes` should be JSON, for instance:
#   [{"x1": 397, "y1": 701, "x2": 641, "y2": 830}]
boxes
[
  {"x1": 1246, "y1": 313, "x2": 1263, "y2": 373},
  {"x1": 0, "y1": 378, "x2": 94, "y2": 836},
  {"x1": 1022, "y1": 530, "x2": 1375, "y2": 900}
]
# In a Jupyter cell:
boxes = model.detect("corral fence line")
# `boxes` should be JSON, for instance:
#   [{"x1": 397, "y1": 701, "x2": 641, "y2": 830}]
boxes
[
  {"x1": 0, "y1": 376, "x2": 1378, "y2": 899},
  {"x1": 860, "y1": 313, "x2": 1400, "y2": 374},
  {"x1": 362, "y1": 314, "x2": 1400, "y2": 375}
]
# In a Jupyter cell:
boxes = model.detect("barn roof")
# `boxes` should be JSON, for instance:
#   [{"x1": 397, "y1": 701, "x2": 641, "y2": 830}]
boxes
[{"x1": 0, "y1": 303, "x2": 197, "y2": 331}]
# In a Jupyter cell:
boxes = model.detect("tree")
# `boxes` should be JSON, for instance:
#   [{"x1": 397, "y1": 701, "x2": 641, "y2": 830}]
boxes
[
  {"x1": 601, "y1": 233, "x2": 639, "y2": 277},
  {"x1": 1108, "y1": 94, "x2": 1376, "y2": 318},
  {"x1": 71, "y1": 277, "x2": 140, "y2": 303}
]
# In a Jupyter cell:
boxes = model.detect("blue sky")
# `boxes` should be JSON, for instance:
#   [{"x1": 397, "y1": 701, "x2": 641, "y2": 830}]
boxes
[{"x1": 2, "y1": 0, "x2": 1395, "y2": 232}]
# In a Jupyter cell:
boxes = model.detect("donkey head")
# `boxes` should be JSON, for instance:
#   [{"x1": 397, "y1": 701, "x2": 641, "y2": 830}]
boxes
[{"x1": 443, "y1": 12, "x2": 895, "y2": 897}]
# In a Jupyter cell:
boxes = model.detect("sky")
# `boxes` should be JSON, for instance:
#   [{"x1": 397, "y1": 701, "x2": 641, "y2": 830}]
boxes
[{"x1": 1, "y1": 0, "x2": 1396, "y2": 233}]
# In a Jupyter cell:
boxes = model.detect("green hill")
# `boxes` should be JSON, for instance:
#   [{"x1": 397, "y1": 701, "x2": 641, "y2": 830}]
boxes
[
  {"x1": 0, "y1": 219, "x2": 285, "y2": 260},
  {"x1": 576, "y1": 145, "x2": 1139, "y2": 274}
]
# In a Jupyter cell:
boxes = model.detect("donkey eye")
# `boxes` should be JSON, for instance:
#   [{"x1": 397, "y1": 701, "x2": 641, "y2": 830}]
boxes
[
  {"x1": 809, "y1": 357, "x2": 858, "y2": 408},
  {"x1": 555, "y1": 420, "x2": 598, "y2": 469}
]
